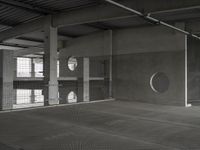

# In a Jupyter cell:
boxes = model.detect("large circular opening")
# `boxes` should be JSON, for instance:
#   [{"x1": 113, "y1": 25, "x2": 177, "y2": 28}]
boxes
[
  {"x1": 67, "y1": 91, "x2": 77, "y2": 103},
  {"x1": 68, "y1": 56, "x2": 78, "y2": 71},
  {"x1": 150, "y1": 72, "x2": 170, "y2": 93}
]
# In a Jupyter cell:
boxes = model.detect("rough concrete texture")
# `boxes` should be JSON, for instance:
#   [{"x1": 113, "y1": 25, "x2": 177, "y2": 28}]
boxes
[
  {"x1": 59, "y1": 54, "x2": 110, "y2": 102},
  {"x1": 112, "y1": 25, "x2": 186, "y2": 106},
  {"x1": 0, "y1": 50, "x2": 14, "y2": 110},
  {"x1": 59, "y1": 25, "x2": 186, "y2": 106},
  {"x1": 113, "y1": 26, "x2": 185, "y2": 55},
  {"x1": 90, "y1": 80, "x2": 109, "y2": 100},
  {"x1": 187, "y1": 37, "x2": 200, "y2": 102},
  {"x1": 59, "y1": 81, "x2": 83, "y2": 104},
  {"x1": 0, "y1": 100, "x2": 200, "y2": 150},
  {"x1": 43, "y1": 25, "x2": 59, "y2": 105},
  {"x1": 59, "y1": 57, "x2": 83, "y2": 78},
  {"x1": 60, "y1": 31, "x2": 112, "y2": 57},
  {"x1": 113, "y1": 51, "x2": 185, "y2": 106}
]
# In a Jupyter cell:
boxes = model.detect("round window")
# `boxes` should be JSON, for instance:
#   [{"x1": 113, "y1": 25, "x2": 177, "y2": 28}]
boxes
[
  {"x1": 68, "y1": 57, "x2": 78, "y2": 71},
  {"x1": 150, "y1": 72, "x2": 170, "y2": 93},
  {"x1": 67, "y1": 91, "x2": 77, "y2": 103}
]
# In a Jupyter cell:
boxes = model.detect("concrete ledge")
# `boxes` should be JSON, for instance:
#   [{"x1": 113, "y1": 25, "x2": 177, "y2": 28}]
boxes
[{"x1": 0, "y1": 98, "x2": 115, "y2": 113}]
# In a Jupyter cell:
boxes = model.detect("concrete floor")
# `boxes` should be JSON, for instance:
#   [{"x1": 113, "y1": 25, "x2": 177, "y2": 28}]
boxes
[{"x1": 0, "y1": 100, "x2": 200, "y2": 150}]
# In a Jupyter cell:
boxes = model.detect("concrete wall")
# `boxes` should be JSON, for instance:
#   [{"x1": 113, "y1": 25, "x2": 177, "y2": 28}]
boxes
[
  {"x1": 60, "y1": 25, "x2": 186, "y2": 106},
  {"x1": 58, "y1": 54, "x2": 110, "y2": 102},
  {"x1": 112, "y1": 26, "x2": 186, "y2": 106},
  {"x1": 113, "y1": 26, "x2": 185, "y2": 54},
  {"x1": 0, "y1": 50, "x2": 14, "y2": 110},
  {"x1": 59, "y1": 30, "x2": 112, "y2": 103},
  {"x1": 187, "y1": 37, "x2": 200, "y2": 102},
  {"x1": 113, "y1": 52, "x2": 185, "y2": 105},
  {"x1": 61, "y1": 31, "x2": 111, "y2": 57}
]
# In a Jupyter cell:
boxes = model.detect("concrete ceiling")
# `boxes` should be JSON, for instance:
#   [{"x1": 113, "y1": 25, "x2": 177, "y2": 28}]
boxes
[{"x1": 0, "y1": 0, "x2": 200, "y2": 55}]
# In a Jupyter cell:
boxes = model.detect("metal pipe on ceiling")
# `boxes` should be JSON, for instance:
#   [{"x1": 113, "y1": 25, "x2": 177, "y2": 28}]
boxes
[{"x1": 104, "y1": 0, "x2": 200, "y2": 40}]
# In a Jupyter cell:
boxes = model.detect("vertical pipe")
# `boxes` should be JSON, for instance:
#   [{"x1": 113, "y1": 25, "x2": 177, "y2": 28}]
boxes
[
  {"x1": 109, "y1": 30, "x2": 113, "y2": 98},
  {"x1": 185, "y1": 35, "x2": 192, "y2": 107}
]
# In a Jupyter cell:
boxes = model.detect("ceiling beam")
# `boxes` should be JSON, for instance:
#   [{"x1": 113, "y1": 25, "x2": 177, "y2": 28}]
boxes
[
  {"x1": 0, "y1": 17, "x2": 45, "y2": 42},
  {"x1": 86, "y1": 22, "x2": 118, "y2": 30},
  {"x1": 52, "y1": 0, "x2": 200, "y2": 27},
  {"x1": 4, "y1": 38, "x2": 43, "y2": 47},
  {"x1": 0, "y1": 44, "x2": 25, "y2": 50},
  {"x1": 1, "y1": 0, "x2": 200, "y2": 41},
  {"x1": 0, "y1": 0, "x2": 54, "y2": 15},
  {"x1": 14, "y1": 47, "x2": 43, "y2": 57}
]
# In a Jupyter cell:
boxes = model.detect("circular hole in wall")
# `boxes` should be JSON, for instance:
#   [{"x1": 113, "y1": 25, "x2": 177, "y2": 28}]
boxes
[
  {"x1": 150, "y1": 72, "x2": 170, "y2": 93},
  {"x1": 68, "y1": 56, "x2": 78, "y2": 71},
  {"x1": 67, "y1": 91, "x2": 77, "y2": 103}
]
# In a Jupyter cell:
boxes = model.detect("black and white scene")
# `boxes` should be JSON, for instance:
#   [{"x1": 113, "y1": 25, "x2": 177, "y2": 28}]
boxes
[{"x1": 0, "y1": 0, "x2": 200, "y2": 150}]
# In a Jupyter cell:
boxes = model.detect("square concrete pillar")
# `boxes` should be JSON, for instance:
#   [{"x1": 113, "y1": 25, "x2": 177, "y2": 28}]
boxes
[
  {"x1": 0, "y1": 50, "x2": 14, "y2": 110},
  {"x1": 83, "y1": 57, "x2": 90, "y2": 102},
  {"x1": 43, "y1": 21, "x2": 59, "y2": 106},
  {"x1": 31, "y1": 58, "x2": 35, "y2": 78}
]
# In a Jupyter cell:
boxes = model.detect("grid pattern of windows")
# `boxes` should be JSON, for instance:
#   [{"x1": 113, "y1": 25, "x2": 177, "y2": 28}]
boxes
[
  {"x1": 34, "y1": 59, "x2": 44, "y2": 77},
  {"x1": 17, "y1": 57, "x2": 59, "y2": 78},
  {"x1": 16, "y1": 89, "x2": 44, "y2": 104},
  {"x1": 16, "y1": 89, "x2": 31, "y2": 104},
  {"x1": 17, "y1": 58, "x2": 32, "y2": 77},
  {"x1": 34, "y1": 90, "x2": 44, "y2": 103}
]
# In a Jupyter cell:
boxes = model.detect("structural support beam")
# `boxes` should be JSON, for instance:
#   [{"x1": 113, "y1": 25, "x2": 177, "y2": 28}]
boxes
[
  {"x1": 1, "y1": 0, "x2": 200, "y2": 41},
  {"x1": 43, "y1": 18, "x2": 59, "y2": 105},
  {"x1": 0, "y1": 17, "x2": 45, "y2": 42},
  {"x1": 104, "y1": 0, "x2": 200, "y2": 40},
  {"x1": 0, "y1": 0, "x2": 54, "y2": 14},
  {"x1": 0, "y1": 50, "x2": 14, "y2": 110},
  {"x1": 83, "y1": 57, "x2": 90, "y2": 102},
  {"x1": 31, "y1": 58, "x2": 35, "y2": 78},
  {"x1": 14, "y1": 47, "x2": 43, "y2": 57}
]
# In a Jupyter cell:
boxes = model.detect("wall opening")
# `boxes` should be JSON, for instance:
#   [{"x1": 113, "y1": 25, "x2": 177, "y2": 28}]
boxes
[
  {"x1": 17, "y1": 57, "x2": 32, "y2": 77},
  {"x1": 150, "y1": 72, "x2": 170, "y2": 93},
  {"x1": 67, "y1": 91, "x2": 77, "y2": 103},
  {"x1": 68, "y1": 57, "x2": 78, "y2": 71}
]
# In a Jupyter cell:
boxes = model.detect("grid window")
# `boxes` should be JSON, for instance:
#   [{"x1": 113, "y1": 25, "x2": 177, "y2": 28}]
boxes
[
  {"x1": 34, "y1": 90, "x2": 44, "y2": 103},
  {"x1": 17, "y1": 57, "x2": 32, "y2": 77},
  {"x1": 33, "y1": 59, "x2": 59, "y2": 78},
  {"x1": 16, "y1": 89, "x2": 31, "y2": 104},
  {"x1": 34, "y1": 59, "x2": 44, "y2": 77}
]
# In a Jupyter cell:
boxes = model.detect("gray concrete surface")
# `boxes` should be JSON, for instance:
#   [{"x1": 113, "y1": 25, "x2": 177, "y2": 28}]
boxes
[
  {"x1": 43, "y1": 22, "x2": 59, "y2": 105},
  {"x1": 0, "y1": 100, "x2": 200, "y2": 150},
  {"x1": 60, "y1": 25, "x2": 186, "y2": 106},
  {"x1": 0, "y1": 50, "x2": 14, "y2": 110},
  {"x1": 187, "y1": 37, "x2": 200, "y2": 103},
  {"x1": 113, "y1": 51, "x2": 185, "y2": 106}
]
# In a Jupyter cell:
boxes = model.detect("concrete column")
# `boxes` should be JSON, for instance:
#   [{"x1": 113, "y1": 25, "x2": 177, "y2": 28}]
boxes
[
  {"x1": 83, "y1": 57, "x2": 90, "y2": 102},
  {"x1": 13, "y1": 89, "x2": 17, "y2": 105},
  {"x1": 30, "y1": 89, "x2": 35, "y2": 103},
  {"x1": 31, "y1": 58, "x2": 35, "y2": 78},
  {"x1": 14, "y1": 58, "x2": 17, "y2": 78},
  {"x1": 43, "y1": 18, "x2": 59, "y2": 106},
  {"x1": 109, "y1": 30, "x2": 113, "y2": 98},
  {"x1": 0, "y1": 50, "x2": 14, "y2": 110}
]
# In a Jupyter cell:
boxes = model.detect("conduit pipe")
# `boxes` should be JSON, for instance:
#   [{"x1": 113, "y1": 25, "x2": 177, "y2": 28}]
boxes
[{"x1": 104, "y1": 0, "x2": 200, "y2": 40}]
